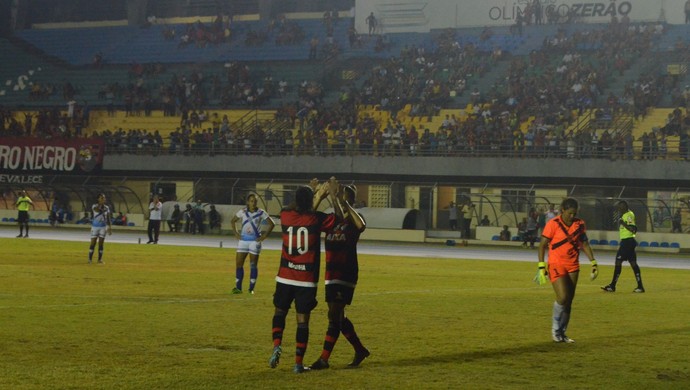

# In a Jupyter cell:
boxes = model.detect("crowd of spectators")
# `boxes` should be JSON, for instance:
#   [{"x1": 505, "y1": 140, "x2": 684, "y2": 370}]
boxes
[
  {"x1": 0, "y1": 104, "x2": 90, "y2": 139},
  {"x1": 3, "y1": 102, "x2": 688, "y2": 161},
  {"x1": 357, "y1": 28, "x2": 498, "y2": 119},
  {"x1": 174, "y1": 15, "x2": 231, "y2": 48},
  {"x1": 4, "y1": 18, "x2": 690, "y2": 163}
]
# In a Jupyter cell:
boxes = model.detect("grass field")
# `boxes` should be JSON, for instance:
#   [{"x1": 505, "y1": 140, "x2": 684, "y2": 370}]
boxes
[{"x1": 1, "y1": 238, "x2": 689, "y2": 389}]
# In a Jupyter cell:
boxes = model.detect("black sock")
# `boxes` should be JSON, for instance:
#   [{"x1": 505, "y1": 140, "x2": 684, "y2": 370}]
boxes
[
  {"x1": 630, "y1": 261, "x2": 643, "y2": 288},
  {"x1": 611, "y1": 259, "x2": 623, "y2": 286},
  {"x1": 296, "y1": 324, "x2": 309, "y2": 366},
  {"x1": 341, "y1": 317, "x2": 365, "y2": 352},
  {"x1": 321, "y1": 321, "x2": 341, "y2": 360},
  {"x1": 272, "y1": 314, "x2": 286, "y2": 347}
]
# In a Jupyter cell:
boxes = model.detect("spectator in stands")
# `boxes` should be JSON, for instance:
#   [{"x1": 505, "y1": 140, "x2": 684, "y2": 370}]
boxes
[
  {"x1": 672, "y1": 209, "x2": 682, "y2": 232},
  {"x1": 168, "y1": 204, "x2": 181, "y2": 232},
  {"x1": 113, "y1": 212, "x2": 127, "y2": 226},
  {"x1": 480, "y1": 215, "x2": 491, "y2": 226},
  {"x1": 183, "y1": 203, "x2": 193, "y2": 233},
  {"x1": 533, "y1": 0, "x2": 543, "y2": 25},
  {"x1": 447, "y1": 201, "x2": 459, "y2": 230},
  {"x1": 309, "y1": 36, "x2": 319, "y2": 60},
  {"x1": 374, "y1": 35, "x2": 390, "y2": 52},
  {"x1": 49, "y1": 198, "x2": 65, "y2": 226},
  {"x1": 92, "y1": 52, "x2": 103, "y2": 68},
  {"x1": 460, "y1": 201, "x2": 474, "y2": 238},
  {"x1": 208, "y1": 204, "x2": 221, "y2": 232},
  {"x1": 366, "y1": 12, "x2": 377, "y2": 35},
  {"x1": 348, "y1": 24, "x2": 360, "y2": 48},
  {"x1": 499, "y1": 225, "x2": 512, "y2": 241},
  {"x1": 522, "y1": 208, "x2": 538, "y2": 248},
  {"x1": 192, "y1": 200, "x2": 205, "y2": 234}
]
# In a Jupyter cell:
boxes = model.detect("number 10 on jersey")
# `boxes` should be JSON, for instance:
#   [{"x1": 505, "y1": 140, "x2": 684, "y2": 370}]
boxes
[{"x1": 287, "y1": 226, "x2": 309, "y2": 255}]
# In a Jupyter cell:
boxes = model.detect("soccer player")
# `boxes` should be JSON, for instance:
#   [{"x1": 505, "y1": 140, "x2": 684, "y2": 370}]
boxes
[
  {"x1": 15, "y1": 190, "x2": 33, "y2": 238},
  {"x1": 602, "y1": 200, "x2": 645, "y2": 293},
  {"x1": 310, "y1": 184, "x2": 370, "y2": 370},
  {"x1": 230, "y1": 193, "x2": 275, "y2": 294},
  {"x1": 536, "y1": 197, "x2": 598, "y2": 343},
  {"x1": 88, "y1": 193, "x2": 112, "y2": 264},
  {"x1": 268, "y1": 179, "x2": 340, "y2": 373}
]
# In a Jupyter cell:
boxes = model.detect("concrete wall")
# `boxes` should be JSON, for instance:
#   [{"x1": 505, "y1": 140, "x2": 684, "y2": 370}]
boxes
[
  {"x1": 104, "y1": 155, "x2": 690, "y2": 185},
  {"x1": 0, "y1": 209, "x2": 145, "y2": 226}
]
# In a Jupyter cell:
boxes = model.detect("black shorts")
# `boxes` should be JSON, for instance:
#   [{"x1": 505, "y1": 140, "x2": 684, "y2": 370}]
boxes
[
  {"x1": 616, "y1": 238, "x2": 637, "y2": 261},
  {"x1": 325, "y1": 283, "x2": 355, "y2": 305},
  {"x1": 17, "y1": 211, "x2": 29, "y2": 223},
  {"x1": 273, "y1": 282, "x2": 318, "y2": 313}
]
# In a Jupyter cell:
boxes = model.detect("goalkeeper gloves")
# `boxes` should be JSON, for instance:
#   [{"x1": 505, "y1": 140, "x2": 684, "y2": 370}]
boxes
[
  {"x1": 590, "y1": 259, "x2": 598, "y2": 281},
  {"x1": 533, "y1": 261, "x2": 548, "y2": 285}
]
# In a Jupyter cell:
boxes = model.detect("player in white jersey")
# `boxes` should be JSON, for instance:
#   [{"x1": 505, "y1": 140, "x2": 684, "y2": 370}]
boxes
[
  {"x1": 89, "y1": 193, "x2": 112, "y2": 264},
  {"x1": 230, "y1": 194, "x2": 275, "y2": 294}
]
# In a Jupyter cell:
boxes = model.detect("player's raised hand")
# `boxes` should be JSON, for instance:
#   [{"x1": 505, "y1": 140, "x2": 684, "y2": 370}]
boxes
[
  {"x1": 328, "y1": 177, "x2": 340, "y2": 197},
  {"x1": 315, "y1": 182, "x2": 329, "y2": 199},
  {"x1": 309, "y1": 178, "x2": 320, "y2": 191}
]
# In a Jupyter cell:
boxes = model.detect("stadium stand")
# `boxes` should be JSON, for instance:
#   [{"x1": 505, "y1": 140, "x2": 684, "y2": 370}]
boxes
[{"x1": 0, "y1": 10, "x2": 688, "y2": 161}]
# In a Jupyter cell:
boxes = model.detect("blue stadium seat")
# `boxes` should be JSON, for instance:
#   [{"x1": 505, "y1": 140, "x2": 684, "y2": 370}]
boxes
[
  {"x1": 512, "y1": 236, "x2": 520, "y2": 241},
  {"x1": 492, "y1": 235, "x2": 500, "y2": 241},
  {"x1": 598, "y1": 239, "x2": 608, "y2": 246},
  {"x1": 660, "y1": 242, "x2": 670, "y2": 248},
  {"x1": 127, "y1": 222, "x2": 135, "y2": 226},
  {"x1": 9, "y1": 218, "x2": 15, "y2": 222},
  {"x1": 649, "y1": 242, "x2": 660, "y2": 247},
  {"x1": 670, "y1": 242, "x2": 680, "y2": 248},
  {"x1": 609, "y1": 240, "x2": 618, "y2": 246},
  {"x1": 1, "y1": 218, "x2": 7, "y2": 222},
  {"x1": 639, "y1": 241, "x2": 649, "y2": 247},
  {"x1": 589, "y1": 239, "x2": 599, "y2": 245}
]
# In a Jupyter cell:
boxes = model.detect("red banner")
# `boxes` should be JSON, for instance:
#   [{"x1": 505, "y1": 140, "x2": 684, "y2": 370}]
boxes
[{"x1": 0, "y1": 137, "x2": 105, "y2": 173}]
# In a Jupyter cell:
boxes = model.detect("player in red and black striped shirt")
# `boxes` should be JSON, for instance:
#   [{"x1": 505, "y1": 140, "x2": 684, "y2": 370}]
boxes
[
  {"x1": 269, "y1": 179, "x2": 340, "y2": 373},
  {"x1": 310, "y1": 184, "x2": 370, "y2": 370}
]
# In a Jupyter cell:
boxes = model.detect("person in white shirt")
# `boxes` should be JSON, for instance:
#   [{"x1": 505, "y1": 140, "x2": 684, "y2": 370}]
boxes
[
  {"x1": 147, "y1": 195, "x2": 163, "y2": 244},
  {"x1": 230, "y1": 194, "x2": 275, "y2": 294}
]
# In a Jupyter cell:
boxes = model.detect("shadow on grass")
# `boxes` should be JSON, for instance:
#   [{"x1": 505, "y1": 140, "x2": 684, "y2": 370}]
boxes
[{"x1": 382, "y1": 325, "x2": 690, "y2": 368}]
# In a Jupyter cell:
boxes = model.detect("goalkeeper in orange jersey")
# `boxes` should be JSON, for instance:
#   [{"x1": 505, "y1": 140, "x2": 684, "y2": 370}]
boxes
[{"x1": 535, "y1": 197, "x2": 598, "y2": 343}]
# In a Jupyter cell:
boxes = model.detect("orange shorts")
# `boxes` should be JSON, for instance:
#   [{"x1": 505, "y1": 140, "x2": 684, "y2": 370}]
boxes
[{"x1": 548, "y1": 262, "x2": 580, "y2": 283}]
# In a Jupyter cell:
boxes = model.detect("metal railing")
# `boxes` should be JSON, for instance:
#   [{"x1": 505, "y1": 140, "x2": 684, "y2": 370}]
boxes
[{"x1": 102, "y1": 137, "x2": 690, "y2": 161}]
